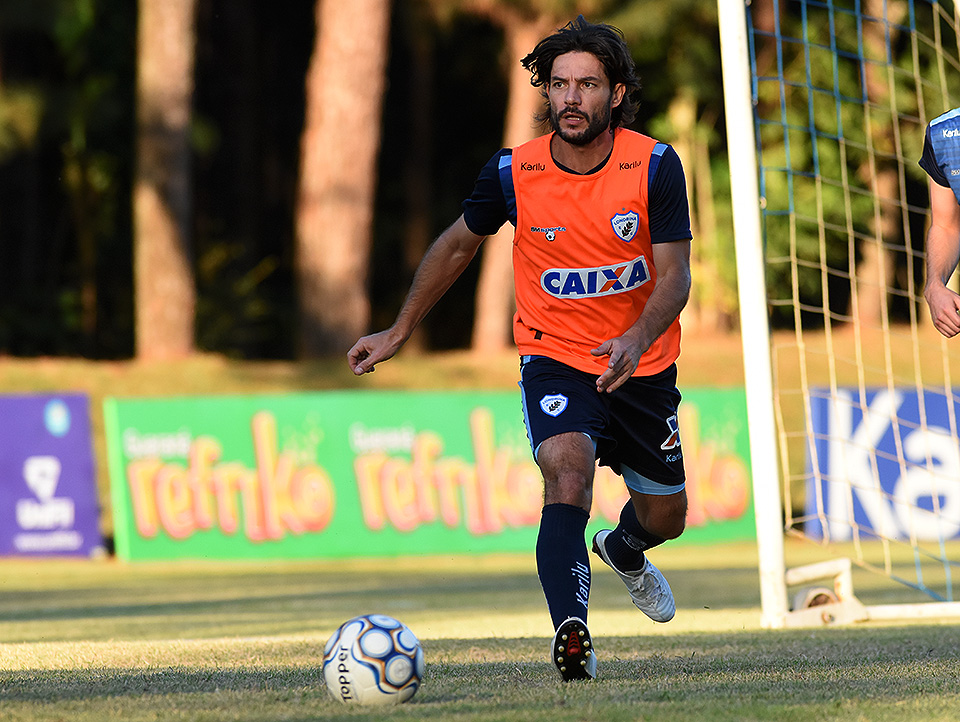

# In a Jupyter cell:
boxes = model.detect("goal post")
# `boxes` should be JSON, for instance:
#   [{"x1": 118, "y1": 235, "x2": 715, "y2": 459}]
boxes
[
  {"x1": 718, "y1": 0, "x2": 960, "y2": 627},
  {"x1": 718, "y1": 0, "x2": 790, "y2": 629}
]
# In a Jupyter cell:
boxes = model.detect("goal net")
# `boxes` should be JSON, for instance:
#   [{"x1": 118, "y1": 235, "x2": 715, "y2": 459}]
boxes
[{"x1": 719, "y1": 0, "x2": 960, "y2": 626}]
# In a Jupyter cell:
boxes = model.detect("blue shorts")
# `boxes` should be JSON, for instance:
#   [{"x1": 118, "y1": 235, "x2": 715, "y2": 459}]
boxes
[{"x1": 518, "y1": 356, "x2": 685, "y2": 495}]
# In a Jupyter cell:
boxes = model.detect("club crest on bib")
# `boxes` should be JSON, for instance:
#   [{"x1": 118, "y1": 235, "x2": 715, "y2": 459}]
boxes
[
  {"x1": 610, "y1": 210, "x2": 640, "y2": 242},
  {"x1": 539, "y1": 394, "x2": 568, "y2": 417}
]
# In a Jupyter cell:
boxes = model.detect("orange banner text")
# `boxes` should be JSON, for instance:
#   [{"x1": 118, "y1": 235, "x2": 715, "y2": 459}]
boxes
[
  {"x1": 354, "y1": 404, "x2": 749, "y2": 535},
  {"x1": 126, "y1": 412, "x2": 335, "y2": 541}
]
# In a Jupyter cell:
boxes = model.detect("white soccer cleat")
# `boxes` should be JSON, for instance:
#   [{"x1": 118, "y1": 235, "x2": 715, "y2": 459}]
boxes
[
  {"x1": 551, "y1": 617, "x2": 596, "y2": 681},
  {"x1": 592, "y1": 530, "x2": 675, "y2": 622}
]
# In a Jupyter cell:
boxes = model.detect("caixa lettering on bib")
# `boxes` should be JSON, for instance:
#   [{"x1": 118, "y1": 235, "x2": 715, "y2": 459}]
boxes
[{"x1": 540, "y1": 255, "x2": 650, "y2": 298}]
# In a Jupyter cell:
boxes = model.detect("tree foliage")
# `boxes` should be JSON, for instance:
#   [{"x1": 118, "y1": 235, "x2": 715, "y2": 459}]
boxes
[
  {"x1": 0, "y1": 0, "x2": 135, "y2": 356},
  {"x1": 748, "y1": 0, "x2": 960, "y2": 328},
  {"x1": 3, "y1": 0, "x2": 942, "y2": 357}
]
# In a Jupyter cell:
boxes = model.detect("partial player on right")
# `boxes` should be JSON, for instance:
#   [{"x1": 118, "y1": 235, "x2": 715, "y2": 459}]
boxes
[{"x1": 920, "y1": 108, "x2": 960, "y2": 338}]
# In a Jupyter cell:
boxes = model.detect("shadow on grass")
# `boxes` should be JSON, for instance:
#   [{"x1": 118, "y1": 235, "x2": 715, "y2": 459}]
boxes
[
  {"x1": 0, "y1": 666, "x2": 326, "y2": 702},
  {"x1": 0, "y1": 571, "x2": 546, "y2": 626},
  {"x1": 0, "y1": 564, "x2": 763, "y2": 638}
]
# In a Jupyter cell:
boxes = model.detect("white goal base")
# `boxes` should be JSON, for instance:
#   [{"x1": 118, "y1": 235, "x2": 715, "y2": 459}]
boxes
[{"x1": 783, "y1": 558, "x2": 960, "y2": 628}]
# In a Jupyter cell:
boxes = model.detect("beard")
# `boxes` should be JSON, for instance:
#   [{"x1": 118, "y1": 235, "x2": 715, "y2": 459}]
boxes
[{"x1": 549, "y1": 98, "x2": 613, "y2": 146}]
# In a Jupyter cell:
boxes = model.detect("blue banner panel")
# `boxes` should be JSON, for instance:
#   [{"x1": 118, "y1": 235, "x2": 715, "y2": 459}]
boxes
[
  {"x1": 806, "y1": 388, "x2": 960, "y2": 542},
  {"x1": 0, "y1": 394, "x2": 103, "y2": 556}
]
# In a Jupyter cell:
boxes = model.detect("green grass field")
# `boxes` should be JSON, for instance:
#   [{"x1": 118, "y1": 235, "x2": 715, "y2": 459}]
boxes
[{"x1": 2, "y1": 540, "x2": 959, "y2": 721}]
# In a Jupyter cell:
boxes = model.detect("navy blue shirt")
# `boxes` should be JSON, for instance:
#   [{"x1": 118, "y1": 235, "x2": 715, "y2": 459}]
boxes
[
  {"x1": 462, "y1": 141, "x2": 692, "y2": 242},
  {"x1": 920, "y1": 121, "x2": 951, "y2": 188}
]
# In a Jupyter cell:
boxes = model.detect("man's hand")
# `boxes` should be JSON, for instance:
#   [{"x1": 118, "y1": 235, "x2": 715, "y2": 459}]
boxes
[
  {"x1": 924, "y1": 180, "x2": 960, "y2": 338},
  {"x1": 347, "y1": 329, "x2": 403, "y2": 375},
  {"x1": 925, "y1": 283, "x2": 960, "y2": 337},
  {"x1": 346, "y1": 215, "x2": 486, "y2": 377},
  {"x1": 589, "y1": 241, "x2": 690, "y2": 393},
  {"x1": 591, "y1": 333, "x2": 644, "y2": 393}
]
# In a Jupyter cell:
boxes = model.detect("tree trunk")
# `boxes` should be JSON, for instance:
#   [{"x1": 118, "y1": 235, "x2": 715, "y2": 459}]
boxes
[
  {"x1": 400, "y1": 2, "x2": 435, "y2": 353},
  {"x1": 295, "y1": 0, "x2": 392, "y2": 357},
  {"x1": 471, "y1": 17, "x2": 551, "y2": 353},
  {"x1": 856, "y1": 168, "x2": 899, "y2": 325},
  {"x1": 667, "y1": 91, "x2": 699, "y2": 328},
  {"x1": 853, "y1": 0, "x2": 905, "y2": 328},
  {"x1": 134, "y1": 0, "x2": 198, "y2": 359},
  {"x1": 694, "y1": 118, "x2": 728, "y2": 329}
]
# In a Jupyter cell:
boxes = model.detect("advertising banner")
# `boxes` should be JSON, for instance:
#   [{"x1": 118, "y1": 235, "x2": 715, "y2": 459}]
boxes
[
  {"x1": 0, "y1": 394, "x2": 103, "y2": 556},
  {"x1": 105, "y1": 390, "x2": 753, "y2": 561},
  {"x1": 806, "y1": 388, "x2": 960, "y2": 541}
]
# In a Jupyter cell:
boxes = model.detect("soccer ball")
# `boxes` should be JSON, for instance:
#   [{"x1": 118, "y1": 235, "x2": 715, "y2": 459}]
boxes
[{"x1": 322, "y1": 614, "x2": 424, "y2": 705}]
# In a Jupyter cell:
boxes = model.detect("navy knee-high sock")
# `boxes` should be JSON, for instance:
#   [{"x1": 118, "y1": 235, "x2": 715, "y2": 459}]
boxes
[
  {"x1": 602, "y1": 500, "x2": 666, "y2": 572},
  {"x1": 536, "y1": 503, "x2": 591, "y2": 630}
]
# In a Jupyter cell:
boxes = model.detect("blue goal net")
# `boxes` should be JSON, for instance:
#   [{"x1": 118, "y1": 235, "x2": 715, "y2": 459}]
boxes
[{"x1": 737, "y1": 0, "x2": 960, "y2": 613}]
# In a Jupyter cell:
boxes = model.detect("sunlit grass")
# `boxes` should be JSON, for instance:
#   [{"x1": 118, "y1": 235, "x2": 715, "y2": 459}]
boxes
[{"x1": 1, "y1": 543, "x2": 959, "y2": 721}]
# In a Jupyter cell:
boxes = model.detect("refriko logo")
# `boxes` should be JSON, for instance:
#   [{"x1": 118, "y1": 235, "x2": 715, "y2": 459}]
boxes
[
  {"x1": 105, "y1": 390, "x2": 755, "y2": 560},
  {"x1": 540, "y1": 255, "x2": 650, "y2": 298}
]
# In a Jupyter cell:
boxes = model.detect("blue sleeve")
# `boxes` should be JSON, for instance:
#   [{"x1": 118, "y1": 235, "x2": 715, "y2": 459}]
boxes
[
  {"x1": 920, "y1": 123, "x2": 951, "y2": 188},
  {"x1": 462, "y1": 149, "x2": 511, "y2": 236},
  {"x1": 648, "y1": 145, "x2": 693, "y2": 244}
]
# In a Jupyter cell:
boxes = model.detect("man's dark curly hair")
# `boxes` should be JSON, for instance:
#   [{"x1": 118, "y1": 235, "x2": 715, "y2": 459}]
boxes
[{"x1": 521, "y1": 15, "x2": 641, "y2": 129}]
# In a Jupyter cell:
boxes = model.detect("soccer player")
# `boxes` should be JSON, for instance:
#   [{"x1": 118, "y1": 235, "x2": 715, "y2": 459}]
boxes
[
  {"x1": 920, "y1": 108, "x2": 960, "y2": 338},
  {"x1": 347, "y1": 16, "x2": 692, "y2": 681}
]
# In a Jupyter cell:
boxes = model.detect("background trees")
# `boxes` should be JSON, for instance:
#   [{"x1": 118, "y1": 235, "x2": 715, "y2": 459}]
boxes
[
  {"x1": 0, "y1": 0, "x2": 933, "y2": 359},
  {"x1": 134, "y1": 0, "x2": 198, "y2": 360},
  {"x1": 295, "y1": 0, "x2": 392, "y2": 358},
  {"x1": 0, "y1": 0, "x2": 136, "y2": 356}
]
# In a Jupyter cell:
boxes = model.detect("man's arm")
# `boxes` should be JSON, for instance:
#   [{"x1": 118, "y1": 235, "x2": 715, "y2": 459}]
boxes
[
  {"x1": 924, "y1": 179, "x2": 960, "y2": 338},
  {"x1": 591, "y1": 240, "x2": 691, "y2": 393},
  {"x1": 348, "y1": 215, "x2": 485, "y2": 374}
]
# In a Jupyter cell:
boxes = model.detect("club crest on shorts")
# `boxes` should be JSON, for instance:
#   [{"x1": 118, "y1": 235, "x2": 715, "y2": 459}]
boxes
[
  {"x1": 660, "y1": 414, "x2": 681, "y2": 450},
  {"x1": 539, "y1": 393, "x2": 568, "y2": 417},
  {"x1": 610, "y1": 210, "x2": 640, "y2": 242}
]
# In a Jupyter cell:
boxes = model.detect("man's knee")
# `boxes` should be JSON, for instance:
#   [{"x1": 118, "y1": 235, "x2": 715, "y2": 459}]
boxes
[
  {"x1": 543, "y1": 470, "x2": 593, "y2": 509},
  {"x1": 634, "y1": 491, "x2": 687, "y2": 540},
  {"x1": 655, "y1": 511, "x2": 686, "y2": 540},
  {"x1": 538, "y1": 432, "x2": 596, "y2": 510}
]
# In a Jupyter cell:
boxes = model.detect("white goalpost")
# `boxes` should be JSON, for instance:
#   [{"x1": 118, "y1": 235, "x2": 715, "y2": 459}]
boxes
[
  {"x1": 718, "y1": 0, "x2": 960, "y2": 627},
  {"x1": 718, "y1": 0, "x2": 789, "y2": 628}
]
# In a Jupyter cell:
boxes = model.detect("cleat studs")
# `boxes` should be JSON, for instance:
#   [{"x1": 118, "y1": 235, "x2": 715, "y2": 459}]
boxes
[
  {"x1": 560, "y1": 666, "x2": 567, "y2": 672},
  {"x1": 557, "y1": 656, "x2": 564, "y2": 663},
  {"x1": 585, "y1": 650, "x2": 592, "y2": 657},
  {"x1": 584, "y1": 641, "x2": 591, "y2": 648},
  {"x1": 561, "y1": 634, "x2": 568, "y2": 641},
  {"x1": 580, "y1": 660, "x2": 587, "y2": 666}
]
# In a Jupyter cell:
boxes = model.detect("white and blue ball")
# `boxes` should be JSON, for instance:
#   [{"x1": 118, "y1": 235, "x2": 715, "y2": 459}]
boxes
[{"x1": 322, "y1": 614, "x2": 424, "y2": 705}]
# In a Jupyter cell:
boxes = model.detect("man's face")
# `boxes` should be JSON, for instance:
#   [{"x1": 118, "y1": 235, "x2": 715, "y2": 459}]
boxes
[{"x1": 547, "y1": 51, "x2": 625, "y2": 147}]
